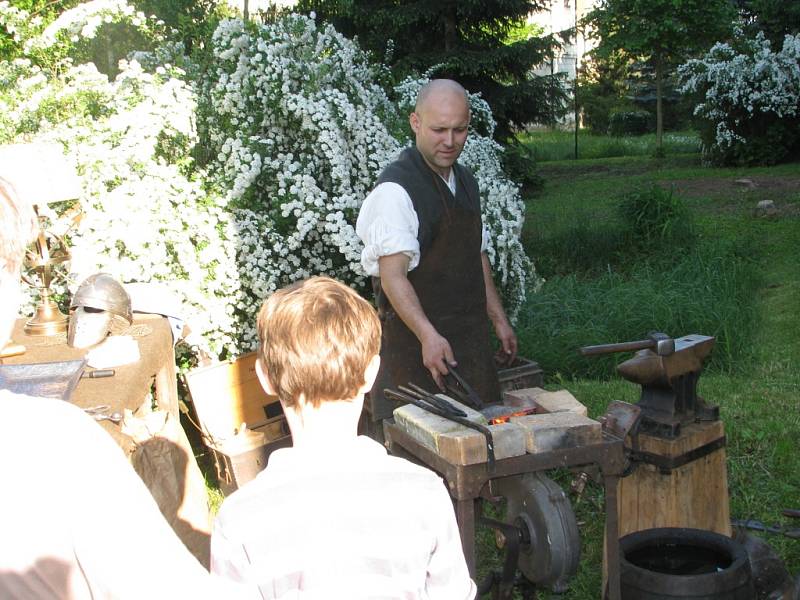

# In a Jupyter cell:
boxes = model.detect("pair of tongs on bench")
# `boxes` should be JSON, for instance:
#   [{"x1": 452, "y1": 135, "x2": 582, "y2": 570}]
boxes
[
  {"x1": 384, "y1": 382, "x2": 496, "y2": 470},
  {"x1": 443, "y1": 366, "x2": 484, "y2": 410},
  {"x1": 444, "y1": 367, "x2": 540, "y2": 422}
]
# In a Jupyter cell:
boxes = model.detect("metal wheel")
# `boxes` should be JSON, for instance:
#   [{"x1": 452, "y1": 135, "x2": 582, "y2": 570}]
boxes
[{"x1": 492, "y1": 471, "x2": 581, "y2": 593}]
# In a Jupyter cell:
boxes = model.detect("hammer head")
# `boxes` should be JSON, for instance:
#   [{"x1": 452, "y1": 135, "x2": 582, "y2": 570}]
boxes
[{"x1": 648, "y1": 332, "x2": 675, "y2": 356}]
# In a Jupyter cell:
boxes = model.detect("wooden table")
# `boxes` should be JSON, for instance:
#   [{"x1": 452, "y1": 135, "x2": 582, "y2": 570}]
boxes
[
  {"x1": 4, "y1": 313, "x2": 179, "y2": 455},
  {"x1": 384, "y1": 421, "x2": 627, "y2": 600}
]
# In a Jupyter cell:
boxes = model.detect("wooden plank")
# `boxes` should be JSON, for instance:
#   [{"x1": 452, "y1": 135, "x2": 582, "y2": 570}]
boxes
[{"x1": 614, "y1": 420, "x2": 731, "y2": 538}]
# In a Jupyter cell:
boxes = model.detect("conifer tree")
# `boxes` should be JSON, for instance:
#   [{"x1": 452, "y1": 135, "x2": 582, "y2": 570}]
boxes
[{"x1": 298, "y1": 0, "x2": 568, "y2": 140}]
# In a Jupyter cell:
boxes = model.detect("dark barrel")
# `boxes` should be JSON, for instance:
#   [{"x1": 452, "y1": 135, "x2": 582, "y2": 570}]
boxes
[{"x1": 618, "y1": 528, "x2": 754, "y2": 600}]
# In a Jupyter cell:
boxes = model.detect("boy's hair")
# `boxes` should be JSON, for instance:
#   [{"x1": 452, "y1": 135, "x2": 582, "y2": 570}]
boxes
[
  {"x1": 256, "y1": 276, "x2": 380, "y2": 409},
  {"x1": 0, "y1": 177, "x2": 37, "y2": 277}
]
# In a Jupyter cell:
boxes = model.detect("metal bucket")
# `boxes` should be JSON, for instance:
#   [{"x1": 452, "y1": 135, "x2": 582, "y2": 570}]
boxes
[{"x1": 619, "y1": 527, "x2": 754, "y2": 599}]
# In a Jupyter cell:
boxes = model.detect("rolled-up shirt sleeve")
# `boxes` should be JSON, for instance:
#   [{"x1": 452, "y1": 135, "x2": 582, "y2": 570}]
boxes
[{"x1": 356, "y1": 182, "x2": 421, "y2": 276}]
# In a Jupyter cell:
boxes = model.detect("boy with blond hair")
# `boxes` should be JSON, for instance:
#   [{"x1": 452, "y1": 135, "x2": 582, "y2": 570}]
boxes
[{"x1": 210, "y1": 276, "x2": 476, "y2": 599}]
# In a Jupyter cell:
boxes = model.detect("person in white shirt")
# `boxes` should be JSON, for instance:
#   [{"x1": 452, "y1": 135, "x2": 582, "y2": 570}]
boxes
[
  {"x1": 356, "y1": 78, "x2": 517, "y2": 431},
  {"x1": 210, "y1": 276, "x2": 476, "y2": 600},
  {"x1": 0, "y1": 176, "x2": 247, "y2": 599}
]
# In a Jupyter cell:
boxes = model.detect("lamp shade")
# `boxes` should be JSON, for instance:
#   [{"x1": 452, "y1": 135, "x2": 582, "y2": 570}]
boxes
[{"x1": 0, "y1": 142, "x2": 81, "y2": 206}]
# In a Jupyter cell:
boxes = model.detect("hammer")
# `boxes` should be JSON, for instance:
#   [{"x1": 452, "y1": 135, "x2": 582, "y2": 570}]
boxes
[{"x1": 579, "y1": 331, "x2": 675, "y2": 357}]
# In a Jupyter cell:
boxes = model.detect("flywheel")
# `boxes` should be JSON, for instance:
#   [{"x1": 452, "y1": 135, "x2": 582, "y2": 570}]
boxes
[{"x1": 491, "y1": 471, "x2": 581, "y2": 593}]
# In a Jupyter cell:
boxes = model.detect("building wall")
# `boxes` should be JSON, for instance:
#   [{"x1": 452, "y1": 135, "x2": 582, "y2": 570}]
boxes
[{"x1": 529, "y1": 0, "x2": 600, "y2": 81}]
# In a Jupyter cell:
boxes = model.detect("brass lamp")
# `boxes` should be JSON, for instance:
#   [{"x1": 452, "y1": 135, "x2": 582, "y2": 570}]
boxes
[
  {"x1": 0, "y1": 143, "x2": 82, "y2": 337},
  {"x1": 21, "y1": 213, "x2": 71, "y2": 335}
]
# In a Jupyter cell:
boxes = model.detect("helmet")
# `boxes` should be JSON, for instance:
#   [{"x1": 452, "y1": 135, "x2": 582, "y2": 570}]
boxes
[{"x1": 67, "y1": 273, "x2": 132, "y2": 348}]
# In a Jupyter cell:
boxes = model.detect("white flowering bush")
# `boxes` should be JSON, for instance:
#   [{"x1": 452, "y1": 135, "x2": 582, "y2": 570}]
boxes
[
  {"x1": 678, "y1": 31, "x2": 800, "y2": 166},
  {"x1": 199, "y1": 16, "x2": 401, "y2": 295},
  {"x1": 2, "y1": 3, "x2": 538, "y2": 361}
]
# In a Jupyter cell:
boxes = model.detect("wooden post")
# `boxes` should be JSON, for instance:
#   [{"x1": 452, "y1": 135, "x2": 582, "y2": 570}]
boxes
[{"x1": 604, "y1": 420, "x2": 731, "y2": 586}]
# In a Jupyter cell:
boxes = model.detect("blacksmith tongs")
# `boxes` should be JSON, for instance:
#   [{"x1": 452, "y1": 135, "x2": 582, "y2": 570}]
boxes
[{"x1": 443, "y1": 366, "x2": 484, "y2": 410}]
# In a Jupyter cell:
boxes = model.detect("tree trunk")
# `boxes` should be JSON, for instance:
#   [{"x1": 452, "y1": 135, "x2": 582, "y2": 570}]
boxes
[
  {"x1": 443, "y1": 8, "x2": 457, "y2": 52},
  {"x1": 655, "y1": 58, "x2": 664, "y2": 158}
]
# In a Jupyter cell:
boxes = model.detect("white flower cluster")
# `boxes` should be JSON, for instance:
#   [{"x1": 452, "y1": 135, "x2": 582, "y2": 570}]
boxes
[
  {"x1": 2, "y1": 3, "x2": 537, "y2": 360},
  {"x1": 1, "y1": 5, "x2": 242, "y2": 358},
  {"x1": 26, "y1": 0, "x2": 163, "y2": 52},
  {"x1": 678, "y1": 31, "x2": 800, "y2": 163},
  {"x1": 200, "y1": 14, "x2": 402, "y2": 329},
  {"x1": 0, "y1": 1, "x2": 43, "y2": 45}
]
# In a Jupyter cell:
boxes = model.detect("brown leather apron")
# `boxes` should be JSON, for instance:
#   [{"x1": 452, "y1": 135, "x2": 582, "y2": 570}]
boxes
[{"x1": 369, "y1": 168, "x2": 501, "y2": 421}]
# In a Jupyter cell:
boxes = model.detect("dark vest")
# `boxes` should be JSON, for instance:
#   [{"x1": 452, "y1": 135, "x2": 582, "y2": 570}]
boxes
[{"x1": 369, "y1": 147, "x2": 501, "y2": 421}]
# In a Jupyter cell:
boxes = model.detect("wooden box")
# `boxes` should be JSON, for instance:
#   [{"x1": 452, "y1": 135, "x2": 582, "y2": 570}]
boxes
[
  {"x1": 497, "y1": 357, "x2": 544, "y2": 393},
  {"x1": 184, "y1": 352, "x2": 291, "y2": 495}
]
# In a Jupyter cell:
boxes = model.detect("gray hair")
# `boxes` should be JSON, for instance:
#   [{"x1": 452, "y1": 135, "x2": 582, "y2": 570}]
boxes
[{"x1": 0, "y1": 177, "x2": 37, "y2": 276}]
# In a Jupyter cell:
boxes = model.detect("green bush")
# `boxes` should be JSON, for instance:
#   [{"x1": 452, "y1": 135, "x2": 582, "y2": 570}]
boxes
[
  {"x1": 522, "y1": 183, "x2": 699, "y2": 280},
  {"x1": 501, "y1": 140, "x2": 544, "y2": 191},
  {"x1": 696, "y1": 113, "x2": 800, "y2": 167},
  {"x1": 523, "y1": 220, "x2": 628, "y2": 279},
  {"x1": 618, "y1": 183, "x2": 695, "y2": 250},
  {"x1": 577, "y1": 81, "x2": 626, "y2": 135},
  {"x1": 516, "y1": 239, "x2": 761, "y2": 380},
  {"x1": 679, "y1": 32, "x2": 800, "y2": 167},
  {"x1": 607, "y1": 109, "x2": 652, "y2": 136}
]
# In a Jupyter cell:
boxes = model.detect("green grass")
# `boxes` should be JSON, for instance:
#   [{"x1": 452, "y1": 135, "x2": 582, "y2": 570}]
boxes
[
  {"x1": 488, "y1": 143, "x2": 800, "y2": 598},
  {"x1": 516, "y1": 241, "x2": 761, "y2": 379},
  {"x1": 518, "y1": 129, "x2": 701, "y2": 162}
]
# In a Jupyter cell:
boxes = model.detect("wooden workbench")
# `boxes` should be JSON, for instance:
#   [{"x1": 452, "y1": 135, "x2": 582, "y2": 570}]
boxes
[
  {"x1": 5, "y1": 313, "x2": 179, "y2": 455},
  {"x1": 384, "y1": 421, "x2": 627, "y2": 600}
]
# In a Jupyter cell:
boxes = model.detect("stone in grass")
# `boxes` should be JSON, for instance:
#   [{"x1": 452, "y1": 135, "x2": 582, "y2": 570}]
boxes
[
  {"x1": 392, "y1": 396, "x2": 527, "y2": 465},
  {"x1": 504, "y1": 387, "x2": 588, "y2": 417},
  {"x1": 735, "y1": 178, "x2": 757, "y2": 190},
  {"x1": 754, "y1": 199, "x2": 778, "y2": 218},
  {"x1": 511, "y1": 412, "x2": 601, "y2": 454}
]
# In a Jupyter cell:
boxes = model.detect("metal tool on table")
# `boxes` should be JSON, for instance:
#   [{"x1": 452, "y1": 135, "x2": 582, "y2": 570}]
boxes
[
  {"x1": 81, "y1": 369, "x2": 115, "y2": 379},
  {"x1": 387, "y1": 367, "x2": 542, "y2": 470},
  {"x1": 444, "y1": 366, "x2": 540, "y2": 423},
  {"x1": 580, "y1": 332, "x2": 717, "y2": 439},
  {"x1": 0, "y1": 359, "x2": 86, "y2": 401},
  {"x1": 83, "y1": 405, "x2": 123, "y2": 424},
  {"x1": 384, "y1": 386, "x2": 497, "y2": 470},
  {"x1": 442, "y1": 367, "x2": 484, "y2": 410}
]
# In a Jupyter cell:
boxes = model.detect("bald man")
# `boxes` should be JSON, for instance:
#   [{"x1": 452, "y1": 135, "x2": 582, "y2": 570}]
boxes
[{"x1": 357, "y1": 79, "x2": 517, "y2": 432}]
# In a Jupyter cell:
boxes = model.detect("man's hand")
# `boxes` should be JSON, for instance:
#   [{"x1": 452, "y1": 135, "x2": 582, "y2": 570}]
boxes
[
  {"x1": 493, "y1": 320, "x2": 517, "y2": 366},
  {"x1": 482, "y1": 252, "x2": 518, "y2": 366},
  {"x1": 420, "y1": 329, "x2": 457, "y2": 390}
]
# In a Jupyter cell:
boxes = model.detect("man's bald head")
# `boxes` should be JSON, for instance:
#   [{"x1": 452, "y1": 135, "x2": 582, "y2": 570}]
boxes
[
  {"x1": 415, "y1": 79, "x2": 469, "y2": 114},
  {"x1": 410, "y1": 79, "x2": 471, "y2": 178}
]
